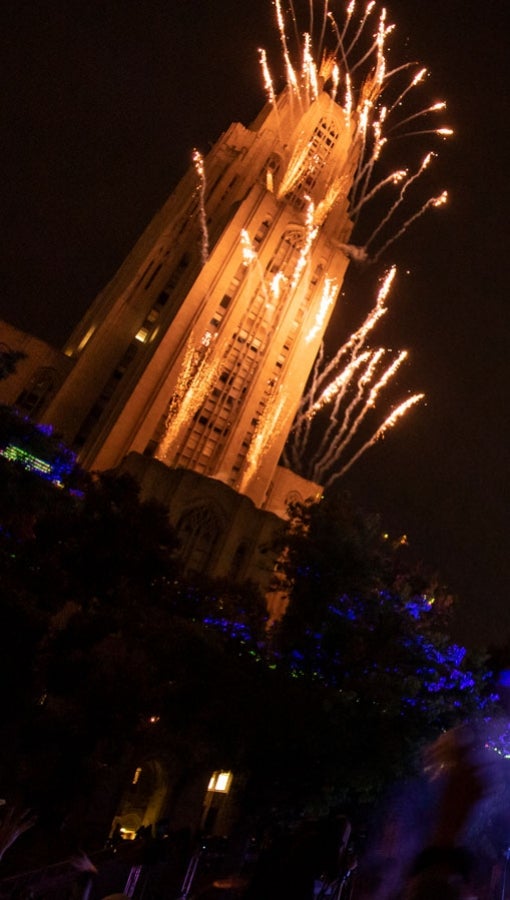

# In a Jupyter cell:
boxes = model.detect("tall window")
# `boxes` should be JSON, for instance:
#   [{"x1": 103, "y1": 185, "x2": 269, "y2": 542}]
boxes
[
  {"x1": 288, "y1": 118, "x2": 339, "y2": 208},
  {"x1": 177, "y1": 505, "x2": 222, "y2": 574}
]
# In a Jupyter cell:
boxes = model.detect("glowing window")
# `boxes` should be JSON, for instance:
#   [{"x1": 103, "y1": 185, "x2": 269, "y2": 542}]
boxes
[
  {"x1": 77, "y1": 327, "x2": 95, "y2": 353},
  {"x1": 208, "y1": 771, "x2": 233, "y2": 793}
]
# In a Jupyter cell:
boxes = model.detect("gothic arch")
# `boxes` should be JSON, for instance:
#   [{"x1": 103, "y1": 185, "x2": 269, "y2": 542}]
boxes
[
  {"x1": 266, "y1": 228, "x2": 306, "y2": 277},
  {"x1": 177, "y1": 503, "x2": 225, "y2": 574}
]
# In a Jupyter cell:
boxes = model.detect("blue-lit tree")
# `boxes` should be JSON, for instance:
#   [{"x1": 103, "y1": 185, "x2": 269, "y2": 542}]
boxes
[{"x1": 270, "y1": 490, "x2": 496, "y2": 799}]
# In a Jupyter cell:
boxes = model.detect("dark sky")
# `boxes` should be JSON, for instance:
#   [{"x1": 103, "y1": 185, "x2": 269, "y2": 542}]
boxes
[{"x1": 1, "y1": 0, "x2": 509, "y2": 649}]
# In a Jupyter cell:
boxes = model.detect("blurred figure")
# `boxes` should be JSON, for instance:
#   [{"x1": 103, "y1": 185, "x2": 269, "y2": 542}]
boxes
[
  {"x1": 404, "y1": 724, "x2": 499, "y2": 900},
  {"x1": 357, "y1": 724, "x2": 501, "y2": 900}
]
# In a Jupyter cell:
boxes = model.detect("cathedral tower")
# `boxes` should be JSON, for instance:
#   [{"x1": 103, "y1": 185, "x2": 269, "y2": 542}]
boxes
[
  {"x1": 42, "y1": 76, "x2": 361, "y2": 509},
  {"x1": 2, "y1": 4, "x2": 445, "y2": 585}
]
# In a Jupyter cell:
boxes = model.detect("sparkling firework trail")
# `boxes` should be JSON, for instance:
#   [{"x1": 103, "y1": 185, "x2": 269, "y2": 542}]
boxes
[
  {"x1": 275, "y1": 0, "x2": 299, "y2": 96},
  {"x1": 364, "y1": 153, "x2": 435, "y2": 254},
  {"x1": 349, "y1": 168, "x2": 406, "y2": 220},
  {"x1": 312, "y1": 346, "x2": 385, "y2": 477},
  {"x1": 258, "y1": 47, "x2": 277, "y2": 109},
  {"x1": 349, "y1": 111, "x2": 387, "y2": 212},
  {"x1": 305, "y1": 278, "x2": 337, "y2": 343},
  {"x1": 344, "y1": 1, "x2": 377, "y2": 61},
  {"x1": 340, "y1": 1, "x2": 355, "y2": 44},
  {"x1": 284, "y1": 265, "x2": 422, "y2": 485},
  {"x1": 305, "y1": 351, "x2": 371, "y2": 422},
  {"x1": 397, "y1": 128, "x2": 453, "y2": 140},
  {"x1": 329, "y1": 393, "x2": 425, "y2": 484},
  {"x1": 388, "y1": 101, "x2": 447, "y2": 135},
  {"x1": 295, "y1": 292, "x2": 387, "y2": 425},
  {"x1": 257, "y1": 0, "x2": 448, "y2": 483},
  {"x1": 371, "y1": 191, "x2": 448, "y2": 262},
  {"x1": 156, "y1": 332, "x2": 220, "y2": 462},
  {"x1": 304, "y1": 349, "x2": 373, "y2": 477},
  {"x1": 192, "y1": 149, "x2": 209, "y2": 264},
  {"x1": 290, "y1": 198, "x2": 318, "y2": 289},
  {"x1": 314, "y1": 349, "x2": 409, "y2": 481},
  {"x1": 303, "y1": 33, "x2": 319, "y2": 103},
  {"x1": 240, "y1": 389, "x2": 288, "y2": 492},
  {"x1": 284, "y1": 341, "x2": 328, "y2": 472},
  {"x1": 388, "y1": 67, "x2": 427, "y2": 114},
  {"x1": 350, "y1": 7, "x2": 391, "y2": 79}
]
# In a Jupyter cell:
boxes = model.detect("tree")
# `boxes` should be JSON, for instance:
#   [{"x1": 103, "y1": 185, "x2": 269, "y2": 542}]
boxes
[{"x1": 268, "y1": 489, "x2": 496, "y2": 810}]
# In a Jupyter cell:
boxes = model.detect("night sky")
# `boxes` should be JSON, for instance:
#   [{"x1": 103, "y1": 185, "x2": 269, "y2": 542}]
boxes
[{"x1": 1, "y1": 0, "x2": 509, "y2": 650}]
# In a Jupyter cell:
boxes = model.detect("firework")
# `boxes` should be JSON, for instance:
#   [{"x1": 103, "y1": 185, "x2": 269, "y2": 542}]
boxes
[
  {"x1": 329, "y1": 392, "x2": 425, "y2": 484},
  {"x1": 240, "y1": 388, "x2": 289, "y2": 492},
  {"x1": 254, "y1": 0, "x2": 449, "y2": 483},
  {"x1": 192, "y1": 148, "x2": 209, "y2": 265},
  {"x1": 261, "y1": 0, "x2": 451, "y2": 257},
  {"x1": 283, "y1": 265, "x2": 423, "y2": 487},
  {"x1": 156, "y1": 331, "x2": 220, "y2": 463},
  {"x1": 158, "y1": 1, "x2": 447, "y2": 488}
]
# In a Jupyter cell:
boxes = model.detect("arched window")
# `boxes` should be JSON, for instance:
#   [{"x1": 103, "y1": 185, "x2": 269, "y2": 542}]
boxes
[
  {"x1": 266, "y1": 229, "x2": 305, "y2": 277},
  {"x1": 177, "y1": 505, "x2": 223, "y2": 573},
  {"x1": 284, "y1": 117, "x2": 340, "y2": 208}
]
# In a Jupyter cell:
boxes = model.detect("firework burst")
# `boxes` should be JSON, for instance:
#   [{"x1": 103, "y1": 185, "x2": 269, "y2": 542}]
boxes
[
  {"x1": 283, "y1": 266, "x2": 425, "y2": 487},
  {"x1": 259, "y1": 0, "x2": 451, "y2": 261},
  {"x1": 259, "y1": 0, "x2": 447, "y2": 483},
  {"x1": 159, "y1": 1, "x2": 448, "y2": 488}
]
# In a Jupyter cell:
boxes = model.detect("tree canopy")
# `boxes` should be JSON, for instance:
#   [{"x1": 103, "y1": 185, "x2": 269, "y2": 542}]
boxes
[{"x1": 266, "y1": 490, "x2": 496, "y2": 807}]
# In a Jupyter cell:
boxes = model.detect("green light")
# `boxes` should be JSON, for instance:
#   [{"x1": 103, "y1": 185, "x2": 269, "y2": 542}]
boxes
[{"x1": 1, "y1": 443, "x2": 53, "y2": 476}]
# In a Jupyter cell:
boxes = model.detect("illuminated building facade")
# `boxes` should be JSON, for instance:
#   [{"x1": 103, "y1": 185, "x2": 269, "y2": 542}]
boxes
[
  {"x1": 0, "y1": 77, "x2": 363, "y2": 588},
  {"x1": 0, "y1": 0, "x2": 450, "y2": 562},
  {"x1": 40, "y1": 83, "x2": 357, "y2": 511},
  {"x1": 0, "y1": 64, "x2": 378, "y2": 592}
]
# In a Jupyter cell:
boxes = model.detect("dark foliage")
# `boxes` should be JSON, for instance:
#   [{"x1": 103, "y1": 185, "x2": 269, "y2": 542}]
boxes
[{"x1": 0, "y1": 409, "x2": 498, "y2": 861}]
